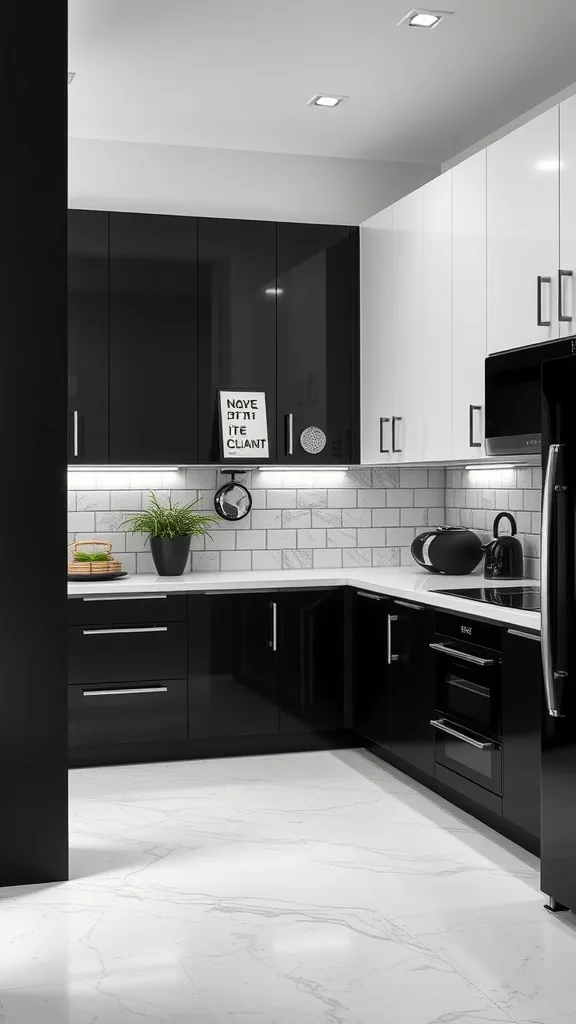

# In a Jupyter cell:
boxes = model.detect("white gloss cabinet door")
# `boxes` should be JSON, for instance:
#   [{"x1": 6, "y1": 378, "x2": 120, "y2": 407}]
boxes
[
  {"x1": 487, "y1": 107, "x2": 560, "y2": 354},
  {"x1": 559, "y1": 94, "x2": 576, "y2": 337},
  {"x1": 391, "y1": 189, "x2": 424, "y2": 463},
  {"x1": 421, "y1": 172, "x2": 453, "y2": 462},
  {"x1": 452, "y1": 150, "x2": 487, "y2": 460},
  {"x1": 360, "y1": 207, "x2": 394, "y2": 463}
]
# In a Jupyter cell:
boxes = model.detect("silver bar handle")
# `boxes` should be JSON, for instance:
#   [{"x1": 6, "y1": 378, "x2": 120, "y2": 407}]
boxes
[
  {"x1": 270, "y1": 601, "x2": 278, "y2": 652},
  {"x1": 541, "y1": 443, "x2": 563, "y2": 717},
  {"x1": 82, "y1": 626, "x2": 168, "y2": 636},
  {"x1": 430, "y1": 718, "x2": 495, "y2": 750},
  {"x1": 469, "y1": 404, "x2": 482, "y2": 448},
  {"x1": 392, "y1": 416, "x2": 402, "y2": 453},
  {"x1": 83, "y1": 686, "x2": 168, "y2": 697},
  {"x1": 387, "y1": 614, "x2": 399, "y2": 664},
  {"x1": 508, "y1": 629, "x2": 540, "y2": 642},
  {"x1": 357, "y1": 590, "x2": 384, "y2": 601},
  {"x1": 285, "y1": 414, "x2": 294, "y2": 456},
  {"x1": 73, "y1": 410, "x2": 79, "y2": 458},
  {"x1": 429, "y1": 641, "x2": 495, "y2": 667},
  {"x1": 83, "y1": 594, "x2": 167, "y2": 602},
  {"x1": 379, "y1": 417, "x2": 390, "y2": 454},
  {"x1": 394, "y1": 600, "x2": 422, "y2": 610}
]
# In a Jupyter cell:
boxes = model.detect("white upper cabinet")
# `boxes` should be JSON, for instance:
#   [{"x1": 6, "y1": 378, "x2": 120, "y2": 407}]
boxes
[
  {"x1": 360, "y1": 207, "x2": 394, "y2": 464},
  {"x1": 421, "y1": 172, "x2": 453, "y2": 462},
  {"x1": 391, "y1": 188, "x2": 424, "y2": 463},
  {"x1": 487, "y1": 107, "x2": 560, "y2": 354},
  {"x1": 452, "y1": 150, "x2": 487, "y2": 460},
  {"x1": 559, "y1": 94, "x2": 576, "y2": 337}
]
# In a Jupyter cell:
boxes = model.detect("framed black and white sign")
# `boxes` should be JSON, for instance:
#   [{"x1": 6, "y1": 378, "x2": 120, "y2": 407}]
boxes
[{"x1": 219, "y1": 390, "x2": 270, "y2": 459}]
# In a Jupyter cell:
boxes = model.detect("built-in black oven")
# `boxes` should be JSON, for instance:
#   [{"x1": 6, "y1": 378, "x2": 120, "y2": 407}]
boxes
[
  {"x1": 431, "y1": 613, "x2": 502, "y2": 798},
  {"x1": 485, "y1": 336, "x2": 575, "y2": 456}
]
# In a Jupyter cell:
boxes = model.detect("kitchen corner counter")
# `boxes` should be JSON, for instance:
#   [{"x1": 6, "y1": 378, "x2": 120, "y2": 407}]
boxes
[{"x1": 68, "y1": 566, "x2": 541, "y2": 633}]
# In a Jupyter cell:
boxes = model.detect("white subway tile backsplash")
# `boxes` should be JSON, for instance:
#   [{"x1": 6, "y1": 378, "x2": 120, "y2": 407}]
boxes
[
  {"x1": 206, "y1": 531, "x2": 236, "y2": 550},
  {"x1": 126, "y1": 531, "x2": 149, "y2": 553},
  {"x1": 221, "y1": 551, "x2": 252, "y2": 571},
  {"x1": 400, "y1": 468, "x2": 428, "y2": 488},
  {"x1": 327, "y1": 528, "x2": 357, "y2": 548},
  {"x1": 297, "y1": 529, "x2": 326, "y2": 548},
  {"x1": 508, "y1": 489, "x2": 523, "y2": 509},
  {"x1": 192, "y1": 551, "x2": 220, "y2": 572},
  {"x1": 372, "y1": 468, "x2": 399, "y2": 488},
  {"x1": 312, "y1": 509, "x2": 342, "y2": 528},
  {"x1": 267, "y1": 529, "x2": 297, "y2": 549},
  {"x1": 358, "y1": 488, "x2": 388, "y2": 507},
  {"x1": 252, "y1": 510, "x2": 282, "y2": 530},
  {"x1": 342, "y1": 508, "x2": 372, "y2": 528},
  {"x1": 67, "y1": 492, "x2": 76, "y2": 512},
  {"x1": 343, "y1": 548, "x2": 372, "y2": 567},
  {"x1": 110, "y1": 490, "x2": 142, "y2": 511},
  {"x1": 77, "y1": 491, "x2": 110, "y2": 512},
  {"x1": 282, "y1": 509, "x2": 311, "y2": 529},
  {"x1": 372, "y1": 508, "x2": 400, "y2": 527},
  {"x1": 95, "y1": 512, "x2": 128, "y2": 533},
  {"x1": 415, "y1": 488, "x2": 444, "y2": 508},
  {"x1": 266, "y1": 489, "x2": 297, "y2": 508},
  {"x1": 357, "y1": 528, "x2": 387, "y2": 547},
  {"x1": 400, "y1": 508, "x2": 428, "y2": 527},
  {"x1": 386, "y1": 527, "x2": 416, "y2": 546},
  {"x1": 297, "y1": 489, "x2": 327, "y2": 508},
  {"x1": 516, "y1": 468, "x2": 533, "y2": 489},
  {"x1": 185, "y1": 469, "x2": 217, "y2": 490},
  {"x1": 68, "y1": 512, "x2": 96, "y2": 532},
  {"x1": 313, "y1": 549, "x2": 342, "y2": 568},
  {"x1": 523, "y1": 489, "x2": 540, "y2": 512},
  {"x1": 427, "y1": 509, "x2": 445, "y2": 526},
  {"x1": 341, "y1": 468, "x2": 372, "y2": 488},
  {"x1": 236, "y1": 530, "x2": 267, "y2": 550},
  {"x1": 282, "y1": 549, "x2": 312, "y2": 569},
  {"x1": 385, "y1": 489, "x2": 414, "y2": 508},
  {"x1": 136, "y1": 552, "x2": 157, "y2": 573},
  {"x1": 373, "y1": 546, "x2": 400, "y2": 567},
  {"x1": 251, "y1": 550, "x2": 282, "y2": 570},
  {"x1": 428, "y1": 468, "x2": 446, "y2": 488},
  {"x1": 328, "y1": 489, "x2": 357, "y2": 508}
]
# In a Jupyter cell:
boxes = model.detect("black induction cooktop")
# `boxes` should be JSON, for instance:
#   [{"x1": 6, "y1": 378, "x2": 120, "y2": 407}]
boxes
[{"x1": 437, "y1": 586, "x2": 540, "y2": 611}]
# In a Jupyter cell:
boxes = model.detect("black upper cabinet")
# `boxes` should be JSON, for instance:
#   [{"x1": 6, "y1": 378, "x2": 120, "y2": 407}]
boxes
[
  {"x1": 389, "y1": 601, "x2": 435, "y2": 776},
  {"x1": 109, "y1": 213, "x2": 198, "y2": 465},
  {"x1": 276, "y1": 224, "x2": 359, "y2": 464},
  {"x1": 188, "y1": 594, "x2": 279, "y2": 739},
  {"x1": 502, "y1": 629, "x2": 541, "y2": 839},
  {"x1": 279, "y1": 589, "x2": 346, "y2": 733},
  {"x1": 197, "y1": 219, "x2": 277, "y2": 463},
  {"x1": 353, "y1": 590, "x2": 391, "y2": 748},
  {"x1": 68, "y1": 210, "x2": 110, "y2": 464}
]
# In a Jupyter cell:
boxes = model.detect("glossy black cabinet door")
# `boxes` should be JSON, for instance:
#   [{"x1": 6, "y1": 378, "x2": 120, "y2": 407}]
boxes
[
  {"x1": 390, "y1": 602, "x2": 435, "y2": 775},
  {"x1": 188, "y1": 594, "x2": 279, "y2": 738},
  {"x1": 68, "y1": 210, "x2": 110, "y2": 463},
  {"x1": 352, "y1": 590, "x2": 391, "y2": 748},
  {"x1": 502, "y1": 629, "x2": 541, "y2": 839},
  {"x1": 109, "y1": 213, "x2": 198, "y2": 465},
  {"x1": 279, "y1": 589, "x2": 346, "y2": 733},
  {"x1": 197, "y1": 219, "x2": 277, "y2": 463},
  {"x1": 276, "y1": 224, "x2": 359, "y2": 464}
]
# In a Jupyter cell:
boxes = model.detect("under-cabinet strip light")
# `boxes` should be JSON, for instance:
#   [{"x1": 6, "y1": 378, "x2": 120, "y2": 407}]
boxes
[
  {"x1": 68, "y1": 466, "x2": 181, "y2": 472},
  {"x1": 258, "y1": 466, "x2": 350, "y2": 472},
  {"x1": 464, "y1": 464, "x2": 517, "y2": 471}
]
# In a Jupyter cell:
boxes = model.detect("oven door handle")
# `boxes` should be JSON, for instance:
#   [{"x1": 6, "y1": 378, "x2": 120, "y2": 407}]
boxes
[
  {"x1": 429, "y1": 642, "x2": 495, "y2": 667},
  {"x1": 430, "y1": 718, "x2": 495, "y2": 750}
]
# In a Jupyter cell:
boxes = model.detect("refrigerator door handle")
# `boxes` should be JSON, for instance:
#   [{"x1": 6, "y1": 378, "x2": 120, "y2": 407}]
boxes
[{"x1": 542, "y1": 443, "x2": 565, "y2": 717}]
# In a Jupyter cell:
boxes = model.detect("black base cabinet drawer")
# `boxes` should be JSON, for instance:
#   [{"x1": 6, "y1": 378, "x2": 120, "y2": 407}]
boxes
[
  {"x1": 68, "y1": 595, "x2": 187, "y2": 627},
  {"x1": 69, "y1": 679, "x2": 188, "y2": 747},
  {"x1": 69, "y1": 621, "x2": 187, "y2": 685}
]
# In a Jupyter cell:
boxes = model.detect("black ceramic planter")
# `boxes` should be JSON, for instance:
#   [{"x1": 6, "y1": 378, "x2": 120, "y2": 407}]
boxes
[{"x1": 150, "y1": 535, "x2": 191, "y2": 576}]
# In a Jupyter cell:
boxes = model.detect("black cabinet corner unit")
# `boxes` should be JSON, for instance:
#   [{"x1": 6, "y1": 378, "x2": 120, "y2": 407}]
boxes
[{"x1": 68, "y1": 210, "x2": 359, "y2": 467}]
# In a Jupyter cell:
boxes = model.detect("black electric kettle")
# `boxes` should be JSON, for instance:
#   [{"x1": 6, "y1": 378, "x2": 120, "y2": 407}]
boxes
[{"x1": 483, "y1": 512, "x2": 524, "y2": 580}]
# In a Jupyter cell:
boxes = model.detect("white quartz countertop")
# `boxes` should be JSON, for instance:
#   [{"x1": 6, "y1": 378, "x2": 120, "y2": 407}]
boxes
[{"x1": 68, "y1": 567, "x2": 541, "y2": 633}]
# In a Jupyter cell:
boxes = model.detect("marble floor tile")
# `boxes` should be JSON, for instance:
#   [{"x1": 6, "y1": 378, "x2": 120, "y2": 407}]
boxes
[{"x1": 1, "y1": 750, "x2": 572, "y2": 1023}]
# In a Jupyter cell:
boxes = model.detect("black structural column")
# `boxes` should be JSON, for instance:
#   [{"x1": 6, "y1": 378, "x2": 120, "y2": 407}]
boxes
[{"x1": 0, "y1": 11, "x2": 69, "y2": 883}]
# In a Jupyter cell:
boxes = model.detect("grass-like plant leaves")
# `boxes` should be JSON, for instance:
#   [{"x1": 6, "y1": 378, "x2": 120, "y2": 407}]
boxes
[
  {"x1": 73, "y1": 551, "x2": 112, "y2": 562},
  {"x1": 123, "y1": 492, "x2": 219, "y2": 540}
]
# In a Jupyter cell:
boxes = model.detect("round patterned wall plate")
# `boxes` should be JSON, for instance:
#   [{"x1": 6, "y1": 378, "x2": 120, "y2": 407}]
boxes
[{"x1": 300, "y1": 425, "x2": 327, "y2": 454}]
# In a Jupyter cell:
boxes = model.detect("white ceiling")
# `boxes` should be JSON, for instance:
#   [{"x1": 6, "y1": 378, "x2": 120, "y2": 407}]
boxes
[{"x1": 68, "y1": 0, "x2": 576, "y2": 165}]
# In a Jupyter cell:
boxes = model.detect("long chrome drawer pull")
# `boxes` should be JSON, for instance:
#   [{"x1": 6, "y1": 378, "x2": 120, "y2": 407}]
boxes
[
  {"x1": 429, "y1": 642, "x2": 495, "y2": 667},
  {"x1": 357, "y1": 590, "x2": 384, "y2": 601},
  {"x1": 83, "y1": 687, "x2": 168, "y2": 697},
  {"x1": 430, "y1": 719, "x2": 494, "y2": 750},
  {"x1": 82, "y1": 626, "x2": 168, "y2": 636},
  {"x1": 394, "y1": 600, "x2": 422, "y2": 610},
  {"x1": 82, "y1": 594, "x2": 168, "y2": 602},
  {"x1": 508, "y1": 629, "x2": 540, "y2": 642}
]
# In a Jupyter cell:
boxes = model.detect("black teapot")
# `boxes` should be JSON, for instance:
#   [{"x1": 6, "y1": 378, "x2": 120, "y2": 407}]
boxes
[{"x1": 483, "y1": 512, "x2": 524, "y2": 580}]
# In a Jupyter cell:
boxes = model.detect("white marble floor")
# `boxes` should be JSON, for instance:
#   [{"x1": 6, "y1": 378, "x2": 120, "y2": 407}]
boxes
[{"x1": 1, "y1": 749, "x2": 575, "y2": 1023}]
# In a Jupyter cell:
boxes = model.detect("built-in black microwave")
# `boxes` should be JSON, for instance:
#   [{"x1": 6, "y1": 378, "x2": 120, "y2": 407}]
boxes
[{"x1": 485, "y1": 336, "x2": 576, "y2": 456}]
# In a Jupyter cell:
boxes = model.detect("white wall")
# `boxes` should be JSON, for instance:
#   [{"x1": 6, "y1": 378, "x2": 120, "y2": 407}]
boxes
[
  {"x1": 443, "y1": 80, "x2": 576, "y2": 172},
  {"x1": 68, "y1": 137, "x2": 438, "y2": 225}
]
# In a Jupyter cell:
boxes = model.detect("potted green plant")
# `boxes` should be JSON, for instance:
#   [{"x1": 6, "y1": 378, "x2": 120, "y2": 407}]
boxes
[{"x1": 124, "y1": 492, "x2": 218, "y2": 576}]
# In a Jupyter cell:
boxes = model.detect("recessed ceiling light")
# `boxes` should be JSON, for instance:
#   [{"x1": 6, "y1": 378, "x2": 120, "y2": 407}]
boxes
[
  {"x1": 307, "y1": 94, "x2": 348, "y2": 109},
  {"x1": 68, "y1": 72, "x2": 75, "y2": 85},
  {"x1": 398, "y1": 9, "x2": 452, "y2": 29}
]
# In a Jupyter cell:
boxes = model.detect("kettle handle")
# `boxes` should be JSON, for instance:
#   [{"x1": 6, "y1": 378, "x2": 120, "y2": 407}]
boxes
[{"x1": 493, "y1": 511, "x2": 517, "y2": 537}]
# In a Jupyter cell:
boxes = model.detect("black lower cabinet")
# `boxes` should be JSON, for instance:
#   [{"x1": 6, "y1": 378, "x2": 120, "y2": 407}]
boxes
[
  {"x1": 69, "y1": 679, "x2": 188, "y2": 748},
  {"x1": 188, "y1": 594, "x2": 279, "y2": 738},
  {"x1": 279, "y1": 589, "x2": 346, "y2": 732},
  {"x1": 389, "y1": 601, "x2": 435, "y2": 776},
  {"x1": 502, "y1": 628, "x2": 541, "y2": 839},
  {"x1": 352, "y1": 589, "x2": 391, "y2": 747}
]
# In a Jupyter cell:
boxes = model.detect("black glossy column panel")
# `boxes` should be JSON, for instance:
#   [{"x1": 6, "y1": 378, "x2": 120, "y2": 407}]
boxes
[
  {"x1": 279, "y1": 589, "x2": 346, "y2": 732},
  {"x1": 1, "y1": 10, "x2": 68, "y2": 884}
]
